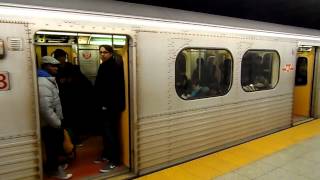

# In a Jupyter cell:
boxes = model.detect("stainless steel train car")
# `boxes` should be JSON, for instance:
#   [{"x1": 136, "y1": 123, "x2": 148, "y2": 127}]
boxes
[{"x1": 0, "y1": 0, "x2": 320, "y2": 179}]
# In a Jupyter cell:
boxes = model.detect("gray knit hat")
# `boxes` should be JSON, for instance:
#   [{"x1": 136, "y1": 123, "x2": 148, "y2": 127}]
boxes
[{"x1": 42, "y1": 56, "x2": 60, "y2": 65}]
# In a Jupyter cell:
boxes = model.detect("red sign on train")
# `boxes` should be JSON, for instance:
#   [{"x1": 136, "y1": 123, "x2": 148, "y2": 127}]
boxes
[
  {"x1": 282, "y1": 64, "x2": 294, "y2": 72},
  {"x1": 0, "y1": 71, "x2": 9, "y2": 91}
]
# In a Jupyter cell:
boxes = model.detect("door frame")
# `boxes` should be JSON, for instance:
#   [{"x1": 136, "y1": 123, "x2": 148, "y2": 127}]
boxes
[
  {"x1": 292, "y1": 42, "x2": 320, "y2": 125},
  {"x1": 311, "y1": 47, "x2": 320, "y2": 118},
  {"x1": 33, "y1": 30, "x2": 135, "y2": 178}
]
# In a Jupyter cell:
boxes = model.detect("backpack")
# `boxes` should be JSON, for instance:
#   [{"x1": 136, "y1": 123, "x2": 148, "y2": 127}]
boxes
[{"x1": 63, "y1": 129, "x2": 75, "y2": 155}]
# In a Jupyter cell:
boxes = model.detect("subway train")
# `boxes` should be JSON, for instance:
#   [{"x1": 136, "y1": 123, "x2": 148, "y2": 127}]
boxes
[{"x1": 0, "y1": 0, "x2": 320, "y2": 179}]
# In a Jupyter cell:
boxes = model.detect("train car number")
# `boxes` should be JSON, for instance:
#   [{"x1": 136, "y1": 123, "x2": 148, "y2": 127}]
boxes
[{"x1": 0, "y1": 71, "x2": 9, "y2": 91}]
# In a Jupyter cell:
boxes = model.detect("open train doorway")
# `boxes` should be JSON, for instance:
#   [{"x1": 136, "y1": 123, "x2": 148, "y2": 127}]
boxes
[
  {"x1": 292, "y1": 46, "x2": 316, "y2": 124},
  {"x1": 34, "y1": 31, "x2": 131, "y2": 179}
]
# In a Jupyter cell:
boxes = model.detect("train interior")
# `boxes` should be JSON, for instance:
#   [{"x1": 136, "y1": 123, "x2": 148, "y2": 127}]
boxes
[
  {"x1": 293, "y1": 46, "x2": 317, "y2": 124},
  {"x1": 34, "y1": 31, "x2": 130, "y2": 179}
]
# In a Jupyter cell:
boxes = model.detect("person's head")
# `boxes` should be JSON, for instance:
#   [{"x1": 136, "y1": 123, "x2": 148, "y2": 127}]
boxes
[
  {"x1": 53, "y1": 49, "x2": 67, "y2": 64},
  {"x1": 99, "y1": 45, "x2": 113, "y2": 63},
  {"x1": 41, "y1": 56, "x2": 60, "y2": 75}
]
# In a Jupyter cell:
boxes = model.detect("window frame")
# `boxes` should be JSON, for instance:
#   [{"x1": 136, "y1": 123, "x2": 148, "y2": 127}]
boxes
[
  {"x1": 175, "y1": 47, "x2": 234, "y2": 100},
  {"x1": 241, "y1": 49, "x2": 281, "y2": 92}
]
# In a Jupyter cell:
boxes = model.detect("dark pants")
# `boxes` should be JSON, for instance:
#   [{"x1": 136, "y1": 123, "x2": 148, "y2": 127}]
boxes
[
  {"x1": 100, "y1": 110, "x2": 121, "y2": 165},
  {"x1": 41, "y1": 126, "x2": 64, "y2": 171}
]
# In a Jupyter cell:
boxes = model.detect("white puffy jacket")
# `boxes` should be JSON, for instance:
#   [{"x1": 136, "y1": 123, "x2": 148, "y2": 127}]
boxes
[{"x1": 38, "y1": 70, "x2": 63, "y2": 128}]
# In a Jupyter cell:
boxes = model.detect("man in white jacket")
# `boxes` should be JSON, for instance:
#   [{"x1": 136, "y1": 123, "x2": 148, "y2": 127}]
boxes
[{"x1": 38, "y1": 56, "x2": 72, "y2": 179}]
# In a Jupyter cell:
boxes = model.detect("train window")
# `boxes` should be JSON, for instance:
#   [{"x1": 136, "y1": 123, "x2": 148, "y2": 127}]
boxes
[
  {"x1": 295, "y1": 57, "x2": 308, "y2": 85},
  {"x1": 175, "y1": 48, "x2": 233, "y2": 100},
  {"x1": 241, "y1": 50, "x2": 280, "y2": 92}
]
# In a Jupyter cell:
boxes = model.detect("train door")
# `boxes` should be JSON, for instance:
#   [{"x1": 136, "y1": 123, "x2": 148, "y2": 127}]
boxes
[
  {"x1": 292, "y1": 46, "x2": 315, "y2": 124},
  {"x1": 34, "y1": 31, "x2": 131, "y2": 179}
]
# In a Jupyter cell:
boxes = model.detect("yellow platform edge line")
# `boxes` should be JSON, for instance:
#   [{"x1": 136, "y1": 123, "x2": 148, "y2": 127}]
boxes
[{"x1": 137, "y1": 119, "x2": 320, "y2": 180}]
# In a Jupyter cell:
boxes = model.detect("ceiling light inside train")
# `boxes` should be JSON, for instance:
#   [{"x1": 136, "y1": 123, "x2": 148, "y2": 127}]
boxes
[{"x1": 36, "y1": 31, "x2": 77, "y2": 36}]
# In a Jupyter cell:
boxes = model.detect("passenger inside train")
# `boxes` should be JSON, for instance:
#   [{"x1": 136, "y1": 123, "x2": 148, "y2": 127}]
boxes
[
  {"x1": 35, "y1": 31, "x2": 129, "y2": 179},
  {"x1": 38, "y1": 55, "x2": 73, "y2": 180},
  {"x1": 94, "y1": 45, "x2": 125, "y2": 173},
  {"x1": 54, "y1": 49, "x2": 94, "y2": 147}
]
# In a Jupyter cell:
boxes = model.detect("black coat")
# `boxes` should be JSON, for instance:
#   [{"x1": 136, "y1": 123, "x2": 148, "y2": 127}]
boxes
[
  {"x1": 94, "y1": 55, "x2": 125, "y2": 112},
  {"x1": 56, "y1": 63, "x2": 94, "y2": 129}
]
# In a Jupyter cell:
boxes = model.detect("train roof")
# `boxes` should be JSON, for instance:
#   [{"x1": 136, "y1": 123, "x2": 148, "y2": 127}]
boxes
[{"x1": 1, "y1": 0, "x2": 320, "y2": 37}]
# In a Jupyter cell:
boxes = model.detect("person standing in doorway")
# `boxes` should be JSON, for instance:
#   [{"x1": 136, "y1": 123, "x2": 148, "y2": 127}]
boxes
[
  {"x1": 38, "y1": 56, "x2": 72, "y2": 179},
  {"x1": 54, "y1": 49, "x2": 94, "y2": 146},
  {"x1": 94, "y1": 45, "x2": 125, "y2": 173}
]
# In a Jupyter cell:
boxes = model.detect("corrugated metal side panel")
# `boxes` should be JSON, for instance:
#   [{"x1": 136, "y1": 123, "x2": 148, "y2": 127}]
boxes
[
  {"x1": 137, "y1": 93, "x2": 292, "y2": 172},
  {"x1": 0, "y1": 132, "x2": 39, "y2": 180},
  {"x1": 0, "y1": 22, "x2": 40, "y2": 180}
]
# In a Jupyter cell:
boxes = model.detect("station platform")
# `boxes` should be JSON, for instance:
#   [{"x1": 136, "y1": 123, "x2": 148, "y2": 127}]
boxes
[{"x1": 136, "y1": 119, "x2": 320, "y2": 180}]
